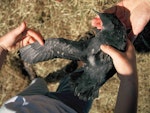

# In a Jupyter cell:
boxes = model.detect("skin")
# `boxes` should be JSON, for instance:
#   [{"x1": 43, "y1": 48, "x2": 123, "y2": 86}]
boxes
[
  {"x1": 0, "y1": 1, "x2": 143, "y2": 110},
  {"x1": 101, "y1": 40, "x2": 138, "y2": 113},
  {"x1": 101, "y1": 40, "x2": 137, "y2": 76},
  {"x1": 99, "y1": 2, "x2": 150, "y2": 111},
  {"x1": 0, "y1": 22, "x2": 44, "y2": 69},
  {"x1": 92, "y1": 0, "x2": 150, "y2": 41},
  {"x1": 0, "y1": 22, "x2": 44, "y2": 51},
  {"x1": 0, "y1": 23, "x2": 138, "y2": 113}
]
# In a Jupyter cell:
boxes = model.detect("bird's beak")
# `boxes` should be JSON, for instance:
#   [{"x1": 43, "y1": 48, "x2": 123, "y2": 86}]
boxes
[
  {"x1": 92, "y1": 9, "x2": 105, "y2": 23},
  {"x1": 92, "y1": 9, "x2": 100, "y2": 15}
]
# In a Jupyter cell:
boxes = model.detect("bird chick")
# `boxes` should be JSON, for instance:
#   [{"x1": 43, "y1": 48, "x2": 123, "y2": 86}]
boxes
[{"x1": 19, "y1": 11, "x2": 127, "y2": 100}]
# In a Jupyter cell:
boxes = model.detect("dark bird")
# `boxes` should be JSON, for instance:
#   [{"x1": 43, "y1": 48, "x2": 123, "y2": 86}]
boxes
[
  {"x1": 19, "y1": 12, "x2": 127, "y2": 100},
  {"x1": 133, "y1": 21, "x2": 150, "y2": 53}
]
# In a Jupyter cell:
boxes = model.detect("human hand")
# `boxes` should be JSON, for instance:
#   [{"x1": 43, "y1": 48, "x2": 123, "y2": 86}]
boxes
[
  {"x1": 0, "y1": 22, "x2": 44, "y2": 51},
  {"x1": 123, "y1": 0, "x2": 150, "y2": 36},
  {"x1": 101, "y1": 40, "x2": 138, "y2": 113},
  {"x1": 100, "y1": 39, "x2": 137, "y2": 78},
  {"x1": 92, "y1": 0, "x2": 150, "y2": 41}
]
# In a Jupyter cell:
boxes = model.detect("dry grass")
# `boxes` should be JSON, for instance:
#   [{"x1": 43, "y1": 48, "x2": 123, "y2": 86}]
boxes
[{"x1": 0, "y1": 0, "x2": 149, "y2": 113}]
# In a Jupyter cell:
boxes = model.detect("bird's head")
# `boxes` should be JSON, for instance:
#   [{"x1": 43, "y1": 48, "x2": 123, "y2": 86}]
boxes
[
  {"x1": 93, "y1": 10, "x2": 120, "y2": 30},
  {"x1": 92, "y1": 10, "x2": 127, "y2": 51}
]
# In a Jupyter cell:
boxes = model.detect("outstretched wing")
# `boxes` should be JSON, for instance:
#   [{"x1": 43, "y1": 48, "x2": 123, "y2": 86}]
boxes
[{"x1": 19, "y1": 38, "x2": 86, "y2": 63}]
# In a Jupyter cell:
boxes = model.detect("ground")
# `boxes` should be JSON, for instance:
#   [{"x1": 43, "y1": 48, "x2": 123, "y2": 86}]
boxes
[{"x1": 0, "y1": 0, "x2": 150, "y2": 113}]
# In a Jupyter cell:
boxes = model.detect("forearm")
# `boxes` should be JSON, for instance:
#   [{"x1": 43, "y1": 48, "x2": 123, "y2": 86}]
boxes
[
  {"x1": 115, "y1": 74, "x2": 138, "y2": 113},
  {"x1": 0, "y1": 46, "x2": 8, "y2": 69}
]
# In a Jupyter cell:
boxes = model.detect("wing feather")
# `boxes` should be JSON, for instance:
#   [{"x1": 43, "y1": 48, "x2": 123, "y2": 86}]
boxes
[{"x1": 19, "y1": 38, "x2": 84, "y2": 63}]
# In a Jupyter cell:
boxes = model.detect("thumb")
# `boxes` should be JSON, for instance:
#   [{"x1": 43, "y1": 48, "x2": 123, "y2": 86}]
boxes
[
  {"x1": 100, "y1": 44, "x2": 121, "y2": 59},
  {"x1": 12, "y1": 22, "x2": 26, "y2": 37}
]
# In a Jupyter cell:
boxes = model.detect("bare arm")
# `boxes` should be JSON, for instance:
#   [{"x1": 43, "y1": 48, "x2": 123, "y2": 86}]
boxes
[
  {"x1": 115, "y1": 73, "x2": 138, "y2": 113},
  {"x1": 101, "y1": 40, "x2": 138, "y2": 113}
]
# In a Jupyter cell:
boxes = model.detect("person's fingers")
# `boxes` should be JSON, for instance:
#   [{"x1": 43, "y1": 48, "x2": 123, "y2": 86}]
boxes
[
  {"x1": 21, "y1": 36, "x2": 36, "y2": 47},
  {"x1": 22, "y1": 36, "x2": 31, "y2": 46},
  {"x1": 104, "y1": 6, "x2": 117, "y2": 14},
  {"x1": 28, "y1": 37, "x2": 36, "y2": 44},
  {"x1": 126, "y1": 39, "x2": 133, "y2": 51},
  {"x1": 131, "y1": 1, "x2": 150, "y2": 35},
  {"x1": 131, "y1": 14, "x2": 149, "y2": 35},
  {"x1": 3, "y1": 22, "x2": 26, "y2": 43},
  {"x1": 91, "y1": 17, "x2": 103, "y2": 29},
  {"x1": 104, "y1": 2, "x2": 131, "y2": 30},
  {"x1": 27, "y1": 29, "x2": 44, "y2": 45},
  {"x1": 10, "y1": 22, "x2": 26, "y2": 37},
  {"x1": 100, "y1": 44, "x2": 121, "y2": 59},
  {"x1": 125, "y1": 39, "x2": 135, "y2": 58},
  {"x1": 0, "y1": 22, "x2": 26, "y2": 50}
]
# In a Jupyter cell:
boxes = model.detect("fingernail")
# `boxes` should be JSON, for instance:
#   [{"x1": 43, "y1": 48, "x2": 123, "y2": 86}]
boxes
[{"x1": 20, "y1": 22, "x2": 26, "y2": 28}]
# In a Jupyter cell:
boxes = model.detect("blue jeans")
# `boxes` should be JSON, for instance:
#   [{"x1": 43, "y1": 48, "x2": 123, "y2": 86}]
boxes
[{"x1": 18, "y1": 76, "x2": 93, "y2": 113}]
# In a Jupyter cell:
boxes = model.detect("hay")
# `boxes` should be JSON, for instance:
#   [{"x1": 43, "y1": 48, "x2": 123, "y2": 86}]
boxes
[{"x1": 0, "y1": 0, "x2": 149, "y2": 113}]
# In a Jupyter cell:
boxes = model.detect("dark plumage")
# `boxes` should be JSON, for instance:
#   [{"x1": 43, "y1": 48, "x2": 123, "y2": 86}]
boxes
[
  {"x1": 133, "y1": 21, "x2": 150, "y2": 53},
  {"x1": 19, "y1": 12, "x2": 127, "y2": 100}
]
